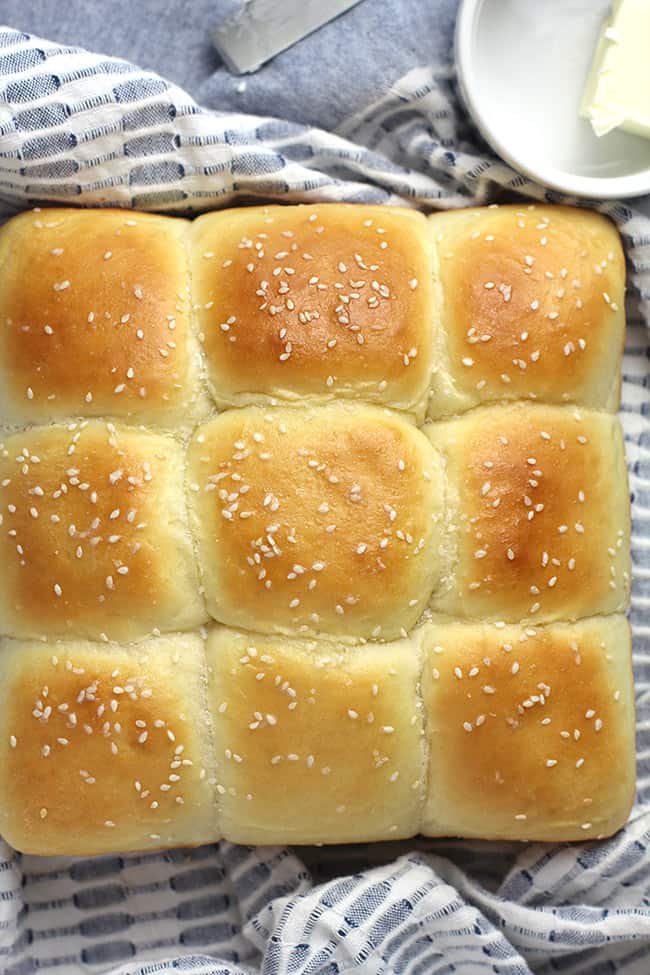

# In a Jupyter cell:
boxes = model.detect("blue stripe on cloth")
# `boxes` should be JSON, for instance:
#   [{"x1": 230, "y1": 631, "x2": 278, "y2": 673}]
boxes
[{"x1": 0, "y1": 23, "x2": 648, "y2": 975}]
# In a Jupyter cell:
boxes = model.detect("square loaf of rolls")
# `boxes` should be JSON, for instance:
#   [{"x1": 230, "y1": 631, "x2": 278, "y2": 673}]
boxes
[{"x1": 0, "y1": 203, "x2": 634, "y2": 855}]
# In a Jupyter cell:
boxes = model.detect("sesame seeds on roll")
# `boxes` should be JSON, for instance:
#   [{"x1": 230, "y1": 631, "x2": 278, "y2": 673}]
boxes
[
  {"x1": 425, "y1": 402, "x2": 630, "y2": 624},
  {"x1": 428, "y1": 205, "x2": 625, "y2": 417},
  {"x1": 187, "y1": 403, "x2": 445, "y2": 641},
  {"x1": 0, "y1": 421, "x2": 206, "y2": 642},
  {"x1": 421, "y1": 616, "x2": 635, "y2": 841},
  {"x1": 0, "y1": 633, "x2": 218, "y2": 856},
  {"x1": 205, "y1": 626, "x2": 424, "y2": 844},
  {"x1": 0, "y1": 209, "x2": 209, "y2": 431},
  {"x1": 190, "y1": 204, "x2": 435, "y2": 417}
]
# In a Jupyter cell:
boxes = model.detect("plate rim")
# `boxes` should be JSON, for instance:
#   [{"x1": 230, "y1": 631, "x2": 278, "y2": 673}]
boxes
[{"x1": 455, "y1": 0, "x2": 650, "y2": 200}]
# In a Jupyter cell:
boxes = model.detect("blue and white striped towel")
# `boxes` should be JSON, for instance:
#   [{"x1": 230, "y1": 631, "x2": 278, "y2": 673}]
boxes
[{"x1": 1, "y1": 23, "x2": 650, "y2": 975}]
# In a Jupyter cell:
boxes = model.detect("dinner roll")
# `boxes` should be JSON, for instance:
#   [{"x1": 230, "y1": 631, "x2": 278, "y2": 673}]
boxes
[
  {"x1": 0, "y1": 421, "x2": 206, "y2": 641},
  {"x1": 428, "y1": 205, "x2": 625, "y2": 417},
  {"x1": 190, "y1": 205, "x2": 435, "y2": 416},
  {"x1": 0, "y1": 633, "x2": 218, "y2": 856},
  {"x1": 0, "y1": 209, "x2": 209, "y2": 429},
  {"x1": 205, "y1": 626, "x2": 424, "y2": 844},
  {"x1": 421, "y1": 616, "x2": 635, "y2": 841},
  {"x1": 426, "y1": 403, "x2": 630, "y2": 623},
  {"x1": 187, "y1": 404, "x2": 444, "y2": 640}
]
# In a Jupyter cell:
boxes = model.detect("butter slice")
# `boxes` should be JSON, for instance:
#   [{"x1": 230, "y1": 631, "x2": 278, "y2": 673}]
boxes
[{"x1": 581, "y1": 0, "x2": 650, "y2": 139}]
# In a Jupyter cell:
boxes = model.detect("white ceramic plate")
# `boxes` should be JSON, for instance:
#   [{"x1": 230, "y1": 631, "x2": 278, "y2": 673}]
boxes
[{"x1": 456, "y1": 0, "x2": 650, "y2": 199}]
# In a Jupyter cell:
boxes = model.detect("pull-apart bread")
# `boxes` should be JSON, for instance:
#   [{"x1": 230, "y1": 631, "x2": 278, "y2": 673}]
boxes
[{"x1": 0, "y1": 204, "x2": 633, "y2": 854}]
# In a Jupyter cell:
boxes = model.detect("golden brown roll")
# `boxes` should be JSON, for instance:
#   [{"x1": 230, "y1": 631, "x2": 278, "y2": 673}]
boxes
[
  {"x1": 420, "y1": 616, "x2": 635, "y2": 841},
  {"x1": 0, "y1": 421, "x2": 206, "y2": 641},
  {"x1": 428, "y1": 205, "x2": 625, "y2": 417},
  {"x1": 189, "y1": 204, "x2": 435, "y2": 416},
  {"x1": 425, "y1": 403, "x2": 630, "y2": 623},
  {"x1": 0, "y1": 209, "x2": 209, "y2": 429},
  {"x1": 205, "y1": 626, "x2": 424, "y2": 844},
  {"x1": 187, "y1": 404, "x2": 444, "y2": 640},
  {"x1": 0, "y1": 633, "x2": 219, "y2": 856}
]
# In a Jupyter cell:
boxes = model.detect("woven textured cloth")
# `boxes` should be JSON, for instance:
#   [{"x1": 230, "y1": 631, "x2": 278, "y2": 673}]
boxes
[{"x1": 0, "y1": 21, "x2": 650, "y2": 975}]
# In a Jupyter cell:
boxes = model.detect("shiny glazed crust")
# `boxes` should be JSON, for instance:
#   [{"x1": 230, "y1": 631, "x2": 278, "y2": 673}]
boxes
[
  {"x1": 190, "y1": 205, "x2": 435, "y2": 417},
  {"x1": 428, "y1": 205, "x2": 625, "y2": 416},
  {"x1": 0, "y1": 209, "x2": 209, "y2": 430},
  {"x1": 187, "y1": 404, "x2": 444, "y2": 640},
  {"x1": 0, "y1": 421, "x2": 206, "y2": 641},
  {"x1": 0, "y1": 633, "x2": 218, "y2": 855}
]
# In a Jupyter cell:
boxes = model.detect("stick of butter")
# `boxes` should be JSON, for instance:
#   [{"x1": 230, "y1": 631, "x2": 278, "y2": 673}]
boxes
[{"x1": 580, "y1": 0, "x2": 650, "y2": 139}]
